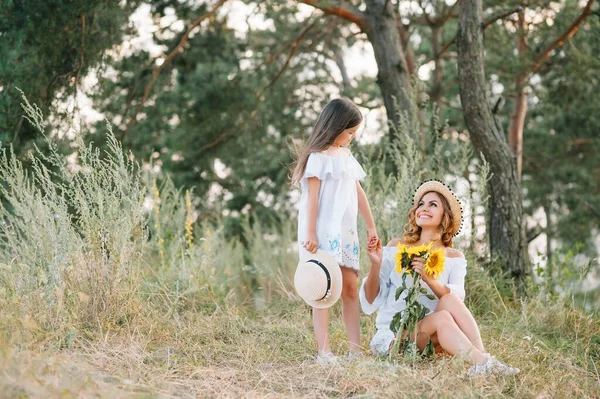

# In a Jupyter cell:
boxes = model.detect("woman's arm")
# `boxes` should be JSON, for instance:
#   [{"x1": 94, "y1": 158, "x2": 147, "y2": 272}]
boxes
[
  {"x1": 364, "y1": 257, "x2": 382, "y2": 304},
  {"x1": 356, "y1": 181, "x2": 377, "y2": 239},
  {"x1": 303, "y1": 177, "x2": 321, "y2": 253},
  {"x1": 412, "y1": 257, "x2": 450, "y2": 299},
  {"x1": 413, "y1": 253, "x2": 466, "y2": 299},
  {"x1": 422, "y1": 276, "x2": 451, "y2": 299}
]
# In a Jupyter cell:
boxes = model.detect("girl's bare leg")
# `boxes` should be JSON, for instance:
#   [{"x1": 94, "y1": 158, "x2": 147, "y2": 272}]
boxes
[{"x1": 340, "y1": 266, "x2": 361, "y2": 354}]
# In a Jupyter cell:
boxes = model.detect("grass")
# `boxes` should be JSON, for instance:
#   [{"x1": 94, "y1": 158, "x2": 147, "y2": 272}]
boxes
[
  {"x1": 0, "y1": 100, "x2": 598, "y2": 397},
  {"x1": 1, "y1": 291, "x2": 599, "y2": 398}
]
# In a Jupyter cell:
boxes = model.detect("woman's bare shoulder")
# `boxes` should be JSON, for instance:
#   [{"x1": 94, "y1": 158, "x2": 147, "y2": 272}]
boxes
[{"x1": 445, "y1": 248, "x2": 465, "y2": 259}]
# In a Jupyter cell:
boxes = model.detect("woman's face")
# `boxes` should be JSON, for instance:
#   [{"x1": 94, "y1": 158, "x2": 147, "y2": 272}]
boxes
[
  {"x1": 333, "y1": 124, "x2": 360, "y2": 147},
  {"x1": 415, "y1": 192, "x2": 444, "y2": 229}
]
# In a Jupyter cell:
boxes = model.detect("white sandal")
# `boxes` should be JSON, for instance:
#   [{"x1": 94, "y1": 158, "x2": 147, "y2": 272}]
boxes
[
  {"x1": 467, "y1": 354, "x2": 520, "y2": 376},
  {"x1": 316, "y1": 352, "x2": 338, "y2": 365}
]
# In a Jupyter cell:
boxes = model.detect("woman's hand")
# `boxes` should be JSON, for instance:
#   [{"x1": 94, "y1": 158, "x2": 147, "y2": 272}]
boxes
[
  {"x1": 411, "y1": 257, "x2": 431, "y2": 282},
  {"x1": 367, "y1": 238, "x2": 383, "y2": 266},
  {"x1": 303, "y1": 231, "x2": 319, "y2": 254}
]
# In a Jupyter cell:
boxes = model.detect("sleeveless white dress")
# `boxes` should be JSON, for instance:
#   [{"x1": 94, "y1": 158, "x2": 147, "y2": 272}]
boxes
[{"x1": 297, "y1": 152, "x2": 366, "y2": 271}]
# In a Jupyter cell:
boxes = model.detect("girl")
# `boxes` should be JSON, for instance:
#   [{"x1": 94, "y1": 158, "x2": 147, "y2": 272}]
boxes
[
  {"x1": 291, "y1": 98, "x2": 379, "y2": 363},
  {"x1": 360, "y1": 180, "x2": 519, "y2": 375}
]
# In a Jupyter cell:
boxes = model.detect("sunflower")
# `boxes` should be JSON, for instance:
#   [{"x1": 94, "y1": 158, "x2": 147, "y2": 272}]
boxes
[
  {"x1": 424, "y1": 248, "x2": 445, "y2": 279},
  {"x1": 394, "y1": 244, "x2": 407, "y2": 273},
  {"x1": 405, "y1": 242, "x2": 433, "y2": 257}
]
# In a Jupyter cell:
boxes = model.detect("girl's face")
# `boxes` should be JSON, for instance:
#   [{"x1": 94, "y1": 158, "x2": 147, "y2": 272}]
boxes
[
  {"x1": 333, "y1": 124, "x2": 360, "y2": 147},
  {"x1": 415, "y1": 192, "x2": 444, "y2": 229}
]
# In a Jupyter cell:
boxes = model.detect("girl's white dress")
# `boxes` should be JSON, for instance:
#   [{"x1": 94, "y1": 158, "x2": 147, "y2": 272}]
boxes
[{"x1": 297, "y1": 151, "x2": 366, "y2": 271}]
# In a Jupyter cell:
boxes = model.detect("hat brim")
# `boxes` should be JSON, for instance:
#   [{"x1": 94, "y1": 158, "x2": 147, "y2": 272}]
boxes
[
  {"x1": 296, "y1": 249, "x2": 343, "y2": 309},
  {"x1": 413, "y1": 180, "x2": 463, "y2": 236}
]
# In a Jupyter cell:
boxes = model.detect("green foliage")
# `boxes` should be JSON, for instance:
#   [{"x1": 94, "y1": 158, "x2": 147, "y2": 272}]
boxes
[
  {"x1": 0, "y1": 95, "x2": 147, "y2": 332},
  {"x1": 0, "y1": 0, "x2": 139, "y2": 152},
  {"x1": 523, "y1": 12, "x2": 600, "y2": 258}
]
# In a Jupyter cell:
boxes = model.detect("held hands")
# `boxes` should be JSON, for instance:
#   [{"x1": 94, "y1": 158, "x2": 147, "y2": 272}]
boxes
[
  {"x1": 366, "y1": 235, "x2": 383, "y2": 266},
  {"x1": 366, "y1": 228, "x2": 379, "y2": 252},
  {"x1": 303, "y1": 231, "x2": 319, "y2": 254}
]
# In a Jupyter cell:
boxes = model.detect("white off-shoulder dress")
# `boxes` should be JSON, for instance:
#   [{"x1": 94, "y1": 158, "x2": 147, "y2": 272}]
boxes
[
  {"x1": 359, "y1": 246, "x2": 468, "y2": 355},
  {"x1": 297, "y1": 151, "x2": 366, "y2": 271}
]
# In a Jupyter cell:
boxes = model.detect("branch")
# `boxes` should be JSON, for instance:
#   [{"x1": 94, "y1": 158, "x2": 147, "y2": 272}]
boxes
[
  {"x1": 433, "y1": 6, "x2": 523, "y2": 63},
  {"x1": 121, "y1": 0, "x2": 228, "y2": 141},
  {"x1": 260, "y1": 20, "x2": 319, "y2": 93},
  {"x1": 528, "y1": 0, "x2": 596, "y2": 75},
  {"x1": 254, "y1": 12, "x2": 317, "y2": 72},
  {"x1": 482, "y1": 6, "x2": 523, "y2": 30},
  {"x1": 417, "y1": 0, "x2": 435, "y2": 26},
  {"x1": 299, "y1": 0, "x2": 367, "y2": 30}
]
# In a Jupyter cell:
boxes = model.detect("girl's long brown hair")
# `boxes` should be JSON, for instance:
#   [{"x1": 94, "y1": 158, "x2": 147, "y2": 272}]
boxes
[
  {"x1": 290, "y1": 98, "x2": 362, "y2": 186},
  {"x1": 402, "y1": 191, "x2": 455, "y2": 248}
]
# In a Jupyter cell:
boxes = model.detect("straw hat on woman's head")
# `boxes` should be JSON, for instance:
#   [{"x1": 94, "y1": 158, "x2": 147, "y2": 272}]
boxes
[{"x1": 414, "y1": 179, "x2": 463, "y2": 236}]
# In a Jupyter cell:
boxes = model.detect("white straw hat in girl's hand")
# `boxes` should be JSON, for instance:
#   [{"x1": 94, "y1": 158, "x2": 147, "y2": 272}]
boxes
[{"x1": 294, "y1": 250, "x2": 343, "y2": 309}]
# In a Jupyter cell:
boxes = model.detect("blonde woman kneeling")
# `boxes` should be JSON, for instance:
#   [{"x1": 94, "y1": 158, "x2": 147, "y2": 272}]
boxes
[{"x1": 360, "y1": 180, "x2": 519, "y2": 376}]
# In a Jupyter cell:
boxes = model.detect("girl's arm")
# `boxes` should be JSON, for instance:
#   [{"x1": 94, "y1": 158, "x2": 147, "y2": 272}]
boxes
[
  {"x1": 303, "y1": 176, "x2": 321, "y2": 254},
  {"x1": 356, "y1": 181, "x2": 378, "y2": 242}
]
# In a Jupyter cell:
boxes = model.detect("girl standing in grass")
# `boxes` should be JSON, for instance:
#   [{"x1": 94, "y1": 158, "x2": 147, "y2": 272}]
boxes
[{"x1": 291, "y1": 98, "x2": 379, "y2": 363}]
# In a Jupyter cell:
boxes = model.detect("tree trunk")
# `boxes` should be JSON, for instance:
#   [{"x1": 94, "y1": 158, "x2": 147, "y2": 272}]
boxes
[
  {"x1": 456, "y1": 0, "x2": 530, "y2": 284},
  {"x1": 543, "y1": 200, "x2": 553, "y2": 282},
  {"x1": 363, "y1": 0, "x2": 413, "y2": 136},
  {"x1": 509, "y1": 78, "x2": 527, "y2": 179},
  {"x1": 508, "y1": 9, "x2": 528, "y2": 179}
]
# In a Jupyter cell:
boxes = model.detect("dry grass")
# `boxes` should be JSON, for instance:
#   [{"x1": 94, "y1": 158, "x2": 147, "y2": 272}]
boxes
[
  {"x1": 1, "y1": 103, "x2": 598, "y2": 398},
  {"x1": 1, "y1": 293, "x2": 599, "y2": 398}
]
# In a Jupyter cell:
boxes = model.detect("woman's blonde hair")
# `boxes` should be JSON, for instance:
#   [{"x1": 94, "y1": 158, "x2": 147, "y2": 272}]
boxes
[{"x1": 402, "y1": 191, "x2": 455, "y2": 248}]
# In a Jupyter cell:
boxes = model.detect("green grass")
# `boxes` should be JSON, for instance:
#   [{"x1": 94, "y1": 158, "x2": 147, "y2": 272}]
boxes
[{"x1": 0, "y1": 100, "x2": 598, "y2": 397}]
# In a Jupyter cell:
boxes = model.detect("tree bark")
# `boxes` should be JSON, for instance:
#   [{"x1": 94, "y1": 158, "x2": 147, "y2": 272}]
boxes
[
  {"x1": 543, "y1": 200, "x2": 553, "y2": 282},
  {"x1": 456, "y1": 0, "x2": 530, "y2": 283},
  {"x1": 300, "y1": 1, "x2": 413, "y2": 135},
  {"x1": 362, "y1": 0, "x2": 413, "y2": 135},
  {"x1": 508, "y1": 9, "x2": 527, "y2": 179}
]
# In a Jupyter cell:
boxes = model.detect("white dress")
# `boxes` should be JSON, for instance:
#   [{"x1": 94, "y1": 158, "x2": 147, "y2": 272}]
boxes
[
  {"x1": 358, "y1": 246, "x2": 468, "y2": 355},
  {"x1": 297, "y1": 151, "x2": 366, "y2": 271}
]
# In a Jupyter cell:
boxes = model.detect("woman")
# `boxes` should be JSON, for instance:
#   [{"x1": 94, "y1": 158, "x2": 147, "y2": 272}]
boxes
[{"x1": 359, "y1": 180, "x2": 519, "y2": 376}]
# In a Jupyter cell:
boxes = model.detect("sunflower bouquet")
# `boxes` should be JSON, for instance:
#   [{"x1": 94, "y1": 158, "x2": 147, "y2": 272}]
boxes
[{"x1": 389, "y1": 242, "x2": 445, "y2": 361}]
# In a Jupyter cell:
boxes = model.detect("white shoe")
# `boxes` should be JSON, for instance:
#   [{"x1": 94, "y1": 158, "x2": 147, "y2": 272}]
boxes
[
  {"x1": 346, "y1": 352, "x2": 362, "y2": 360},
  {"x1": 467, "y1": 354, "x2": 520, "y2": 376},
  {"x1": 316, "y1": 352, "x2": 338, "y2": 365}
]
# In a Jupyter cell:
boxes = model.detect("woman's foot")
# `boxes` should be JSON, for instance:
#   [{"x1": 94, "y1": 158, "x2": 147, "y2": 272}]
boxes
[
  {"x1": 316, "y1": 352, "x2": 338, "y2": 365},
  {"x1": 467, "y1": 354, "x2": 520, "y2": 376}
]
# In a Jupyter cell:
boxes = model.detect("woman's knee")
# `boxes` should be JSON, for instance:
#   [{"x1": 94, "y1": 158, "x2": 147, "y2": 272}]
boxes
[{"x1": 434, "y1": 309, "x2": 456, "y2": 327}]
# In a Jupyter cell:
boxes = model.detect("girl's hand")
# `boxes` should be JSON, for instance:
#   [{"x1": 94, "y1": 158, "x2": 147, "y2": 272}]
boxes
[
  {"x1": 367, "y1": 228, "x2": 378, "y2": 242},
  {"x1": 366, "y1": 229, "x2": 379, "y2": 252},
  {"x1": 303, "y1": 231, "x2": 319, "y2": 254},
  {"x1": 367, "y1": 235, "x2": 381, "y2": 252}
]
